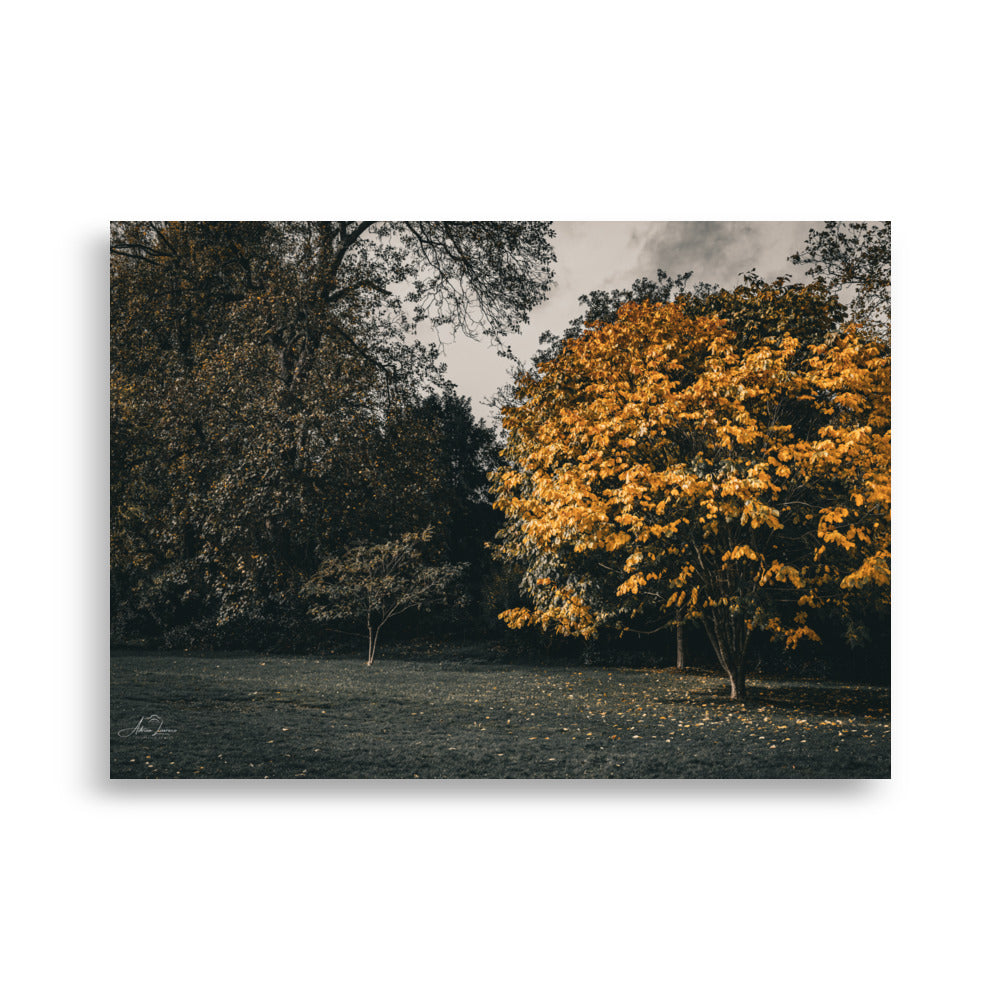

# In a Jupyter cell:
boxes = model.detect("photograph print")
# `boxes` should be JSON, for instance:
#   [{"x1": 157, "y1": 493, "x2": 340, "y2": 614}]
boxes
[{"x1": 110, "y1": 221, "x2": 890, "y2": 778}]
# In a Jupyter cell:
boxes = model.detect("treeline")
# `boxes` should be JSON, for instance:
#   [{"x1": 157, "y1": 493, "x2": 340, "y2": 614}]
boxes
[
  {"x1": 111, "y1": 221, "x2": 552, "y2": 649},
  {"x1": 111, "y1": 221, "x2": 889, "y2": 682}
]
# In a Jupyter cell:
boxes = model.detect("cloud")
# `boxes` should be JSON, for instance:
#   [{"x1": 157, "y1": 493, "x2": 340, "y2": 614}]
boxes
[
  {"x1": 444, "y1": 221, "x2": 826, "y2": 419},
  {"x1": 632, "y1": 221, "x2": 820, "y2": 289}
]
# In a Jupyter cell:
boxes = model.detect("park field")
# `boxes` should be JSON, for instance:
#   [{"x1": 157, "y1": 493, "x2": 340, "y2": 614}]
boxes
[{"x1": 110, "y1": 650, "x2": 890, "y2": 779}]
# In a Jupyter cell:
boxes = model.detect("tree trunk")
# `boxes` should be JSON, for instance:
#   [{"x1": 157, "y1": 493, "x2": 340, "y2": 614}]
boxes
[
  {"x1": 729, "y1": 661, "x2": 747, "y2": 700},
  {"x1": 676, "y1": 620, "x2": 684, "y2": 670},
  {"x1": 367, "y1": 623, "x2": 382, "y2": 666},
  {"x1": 704, "y1": 611, "x2": 749, "y2": 701}
]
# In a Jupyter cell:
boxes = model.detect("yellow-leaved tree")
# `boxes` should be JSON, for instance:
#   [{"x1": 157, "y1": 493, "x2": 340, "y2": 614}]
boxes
[{"x1": 492, "y1": 284, "x2": 890, "y2": 699}]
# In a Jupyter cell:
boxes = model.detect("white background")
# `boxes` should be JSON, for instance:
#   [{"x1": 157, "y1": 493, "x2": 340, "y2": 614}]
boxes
[{"x1": 4, "y1": 2, "x2": 995, "y2": 997}]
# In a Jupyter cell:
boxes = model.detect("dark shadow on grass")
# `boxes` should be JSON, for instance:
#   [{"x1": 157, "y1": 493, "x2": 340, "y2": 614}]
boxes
[
  {"x1": 644, "y1": 684, "x2": 890, "y2": 713},
  {"x1": 742, "y1": 682, "x2": 890, "y2": 714}
]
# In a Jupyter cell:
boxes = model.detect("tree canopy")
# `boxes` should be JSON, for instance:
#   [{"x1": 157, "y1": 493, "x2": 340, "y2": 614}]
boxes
[
  {"x1": 302, "y1": 527, "x2": 466, "y2": 664},
  {"x1": 789, "y1": 221, "x2": 890, "y2": 342},
  {"x1": 492, "y1": 278, "x2": 890, "y2": 698},
  {"x1": 111, "y1": 221, "x2": 555, "y2": 647}
]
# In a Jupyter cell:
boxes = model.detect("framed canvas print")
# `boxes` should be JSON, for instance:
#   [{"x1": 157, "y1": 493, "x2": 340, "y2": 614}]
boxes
[{"x1": 110, "y1": 221, "x2": 890, "y2": 779}]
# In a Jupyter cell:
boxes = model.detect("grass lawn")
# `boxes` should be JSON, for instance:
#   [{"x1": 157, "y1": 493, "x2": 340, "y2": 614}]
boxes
[{"x1": 110, "y1": 649, "x2": 890, "y2": 779}]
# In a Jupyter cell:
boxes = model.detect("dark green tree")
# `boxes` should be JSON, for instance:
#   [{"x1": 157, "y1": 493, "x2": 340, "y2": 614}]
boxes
[
  {"x1": 111, "y1": 221, "x2": 555, "y2": 647},
  {"x1": 789, "y1": 221, "x2": 890, "y2": 342},
  {"x1": 407, "y1": 392, "x2": 500, "y2": 595}
]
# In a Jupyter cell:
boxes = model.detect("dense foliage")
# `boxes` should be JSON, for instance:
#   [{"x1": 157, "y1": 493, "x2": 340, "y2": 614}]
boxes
[
  {"x1": 111, "y1": 221, "x2": 890, "y2": 686},
  {"x1": 492, "y1": 278, "x2": 890, "y2": 697},
  {"x1": 111, "y1": 221, "x2": 554, "y2": 648}
]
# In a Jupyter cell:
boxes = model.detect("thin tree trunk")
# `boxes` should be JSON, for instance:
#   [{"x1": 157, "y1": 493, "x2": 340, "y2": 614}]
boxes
[
  {"x1": 676, "y1": 620, "x2": 684, "y2": 670},
  {"x1": 704, "y1": 610, "x2": 747, "y2": 701},
  {"x1": 368, "y1": 623, "x2": 383, "y2": 665}
]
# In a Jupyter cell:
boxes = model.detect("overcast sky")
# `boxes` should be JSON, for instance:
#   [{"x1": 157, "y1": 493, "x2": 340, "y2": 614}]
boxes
[{"x1": 437, "y1": 221, "x2": 821, "y2": 421}]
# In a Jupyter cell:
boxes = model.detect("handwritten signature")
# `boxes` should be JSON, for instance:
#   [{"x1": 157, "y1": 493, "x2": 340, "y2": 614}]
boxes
[{"x1": 117, "y1": 715, "x2": 176, "y2": 737}]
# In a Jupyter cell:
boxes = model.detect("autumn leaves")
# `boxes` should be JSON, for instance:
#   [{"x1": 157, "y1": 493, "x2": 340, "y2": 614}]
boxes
[{"x1": 492, "y1": 283, "x2": 890, "y2": 698}]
